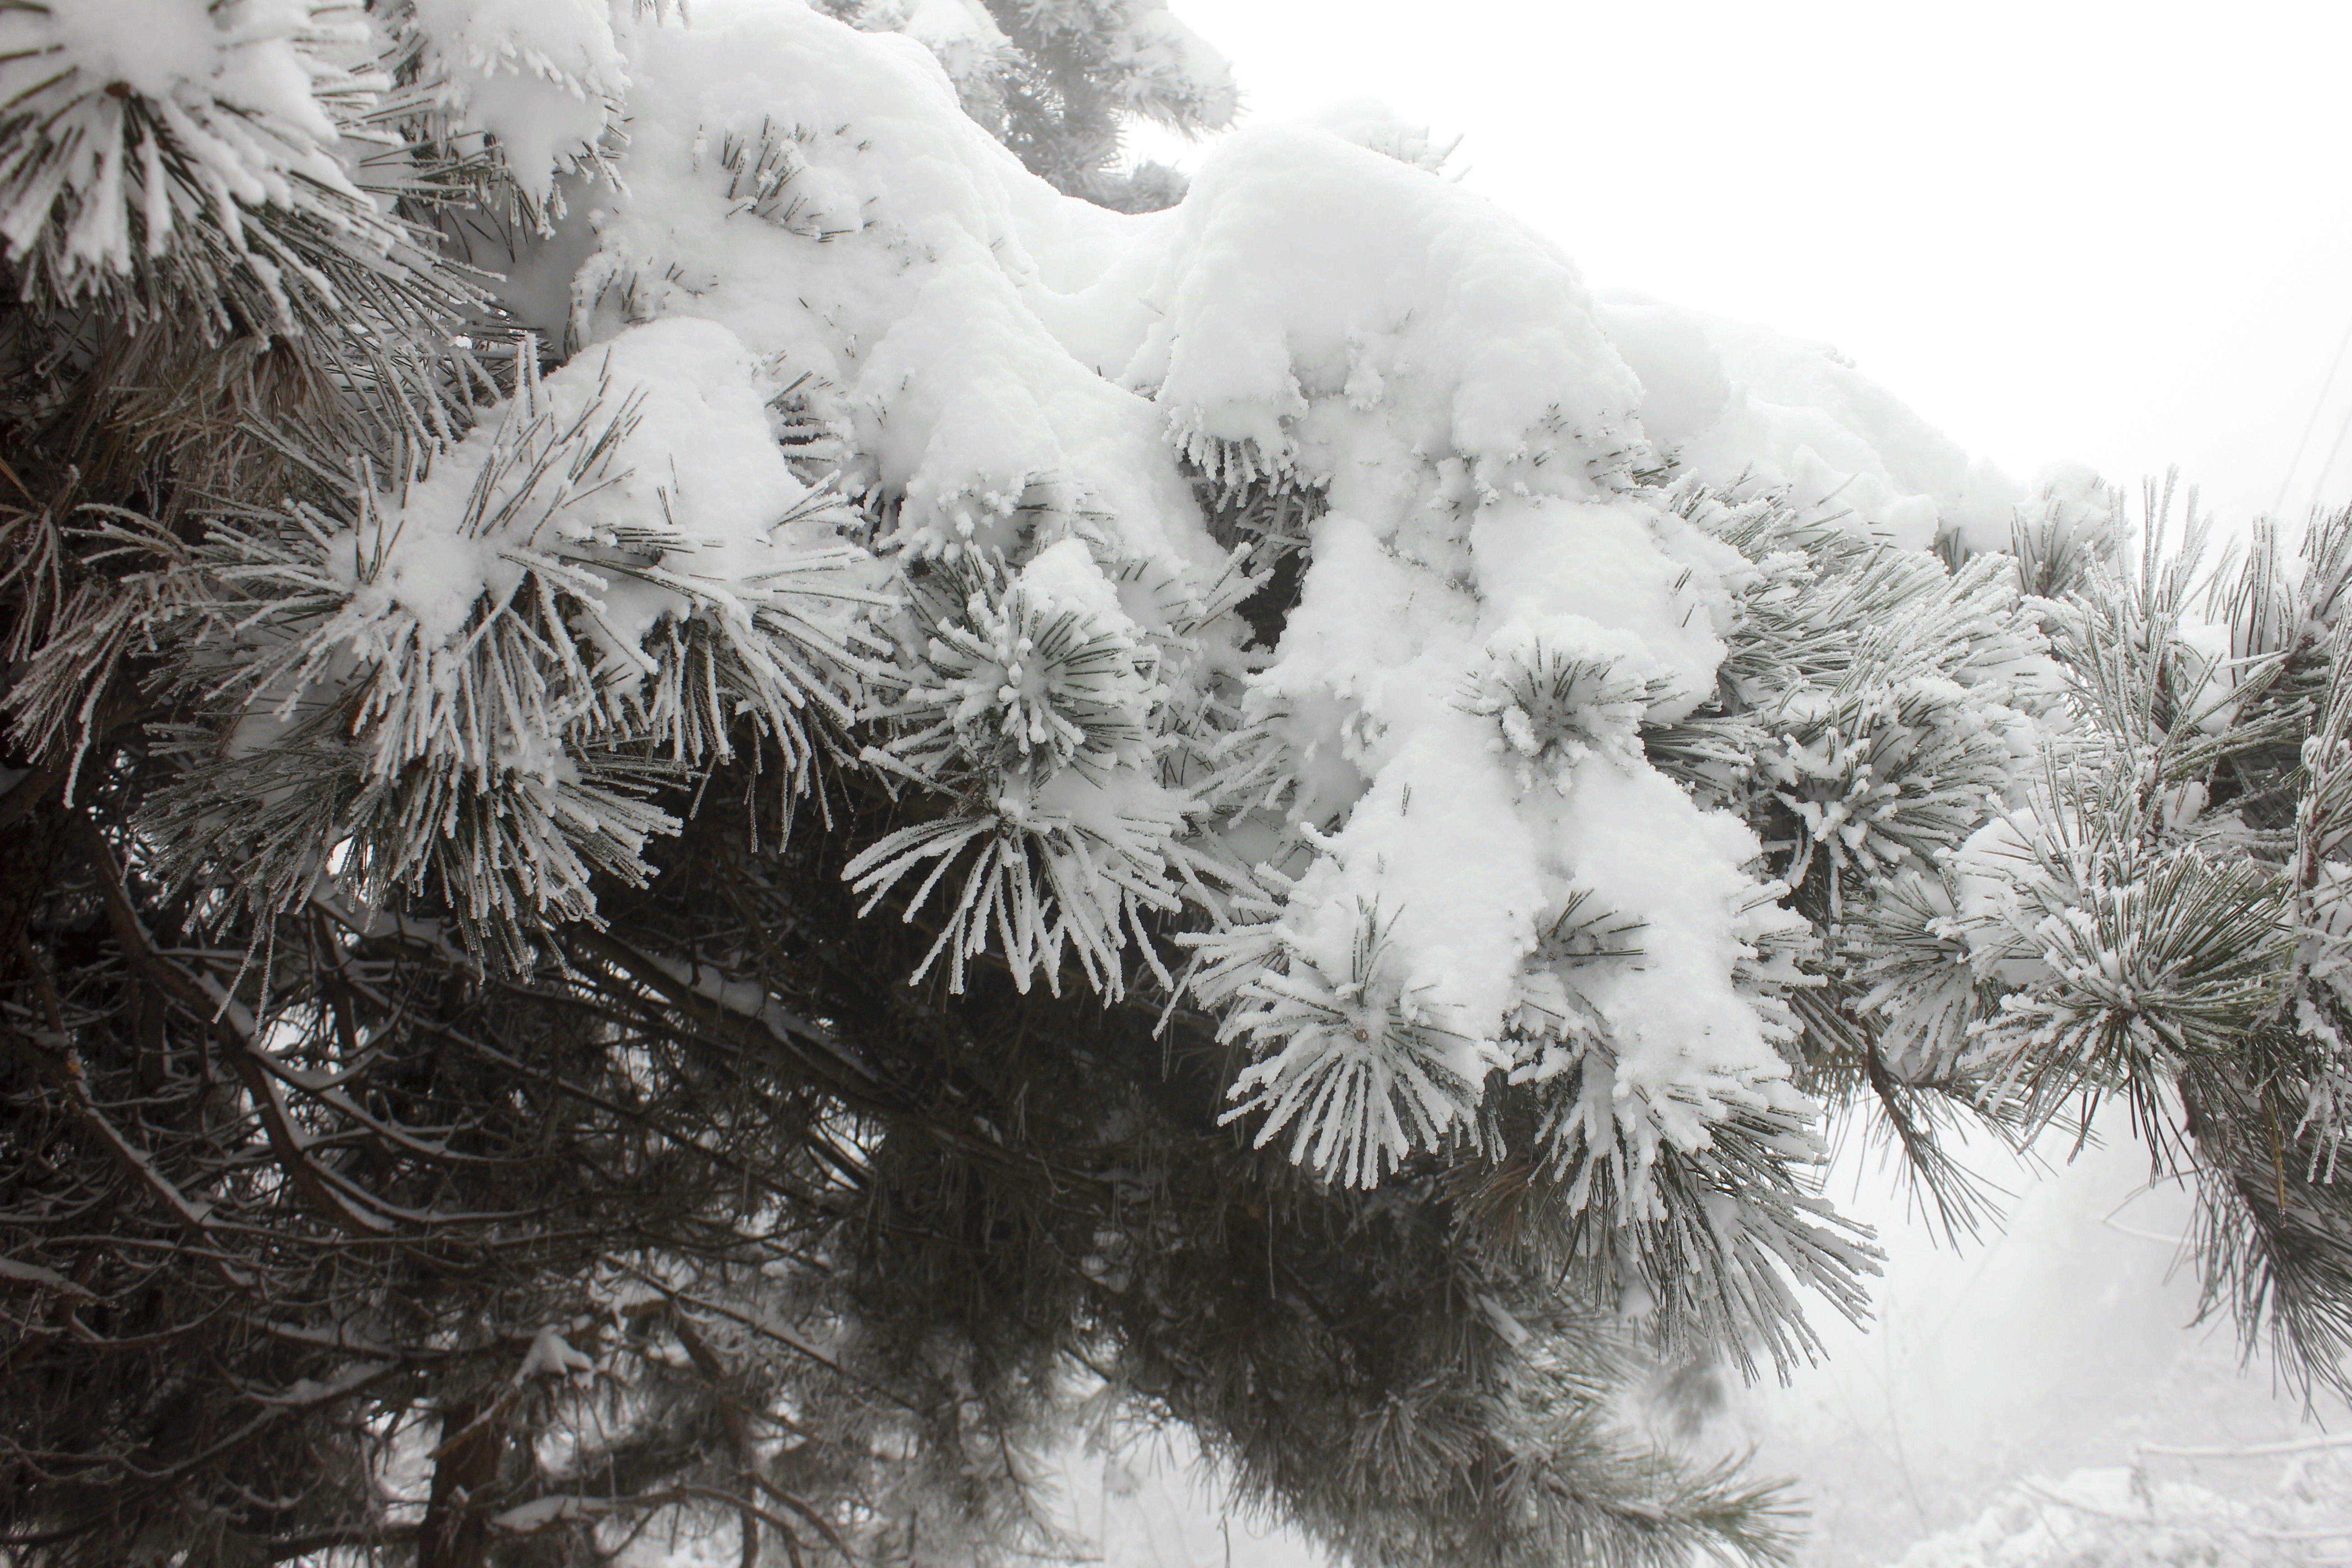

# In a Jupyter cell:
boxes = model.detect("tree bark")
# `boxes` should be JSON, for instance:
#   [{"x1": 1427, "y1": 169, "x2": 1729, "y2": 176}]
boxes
[
  {"x1": 418, "y1": 1398, "x2": 507, "y2": 1568},
  {"x1": 0, "y1": 784, "x2": 63, "y2": 986}
]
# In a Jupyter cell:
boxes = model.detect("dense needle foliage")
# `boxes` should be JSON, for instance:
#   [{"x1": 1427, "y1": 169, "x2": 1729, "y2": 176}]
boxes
[{"x1": 2, "y1": 4, "x2": 2350, "y2": 1568}]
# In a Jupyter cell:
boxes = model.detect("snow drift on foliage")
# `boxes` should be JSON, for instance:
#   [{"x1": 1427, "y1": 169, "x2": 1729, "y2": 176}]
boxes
[
  {"x1": 90, "y1": 0, "x2": 2056, "y2": 1328},
  {"x1": 0, "y1": 0, "x2": 386, "y2": 301},
  {"x1": 605, "y1": 1, "x2": 1828, "y2": 1182},
  {"x1": 411, "y1": 0, "x2": 629, "y2": 204},
  {"x1": 468, "y1": 1, "x2": 2038, "y2": 1192},
  {"x1": 1598, "y1": 293, "x2": 2029, "y2": 555}
]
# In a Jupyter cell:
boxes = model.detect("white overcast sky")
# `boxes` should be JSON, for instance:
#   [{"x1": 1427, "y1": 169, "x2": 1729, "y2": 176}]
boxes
[{"x1": 1134, "y1": 0, "x2": 2352, "y2": 530}]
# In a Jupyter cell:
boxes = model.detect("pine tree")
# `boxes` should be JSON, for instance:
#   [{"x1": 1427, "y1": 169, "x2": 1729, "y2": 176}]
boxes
[{"x1": 2, "y1": 4, "x2": 2347, "y2": 1568}]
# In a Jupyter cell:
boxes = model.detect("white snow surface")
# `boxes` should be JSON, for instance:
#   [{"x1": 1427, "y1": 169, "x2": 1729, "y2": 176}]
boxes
[
  {"x1": 412, "y1": 0, "x2": 627, "y2": 202},
  {"x1": 352, "y1": 0, "x2": 2054, "y2": 1189}
]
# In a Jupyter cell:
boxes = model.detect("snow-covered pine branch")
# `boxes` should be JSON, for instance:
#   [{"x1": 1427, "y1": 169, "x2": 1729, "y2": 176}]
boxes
[
  {"x1": 19, "y1": 0, "x2": 2352, "y2": 1561},
  {"x1": 136, "y1": 316, "x2": 885, "y2": 963},
  {"x1": 4, "y1": 0, "x2": 2065, "y2": 1357}
]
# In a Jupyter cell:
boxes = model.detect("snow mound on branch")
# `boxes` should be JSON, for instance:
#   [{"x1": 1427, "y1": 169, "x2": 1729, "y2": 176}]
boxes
[
  {"x1": 410, "y1": 0, "x2": 628, "y2": 203},
  {"x1": 515, "y1": 1325, "x2": 596, "y2": 1381},
  {"x1": 0, "y1": 0, "x2": 380, "y2": 297},
  {"x1": 517, "y1": 0, "x2": 2034, "y2": 1200},
  {"x1": 358, "y1": 316, "x2": 829, "y2": 655},
  {"x1": 1599, "y1": 291, "x2": 2025, "y2": 554}
]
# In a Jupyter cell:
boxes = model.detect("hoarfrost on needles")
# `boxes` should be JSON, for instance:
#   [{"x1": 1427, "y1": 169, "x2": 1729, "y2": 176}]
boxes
[{"x1": 121, "y1": 0, "x2": 2052, "y2": 1230}]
